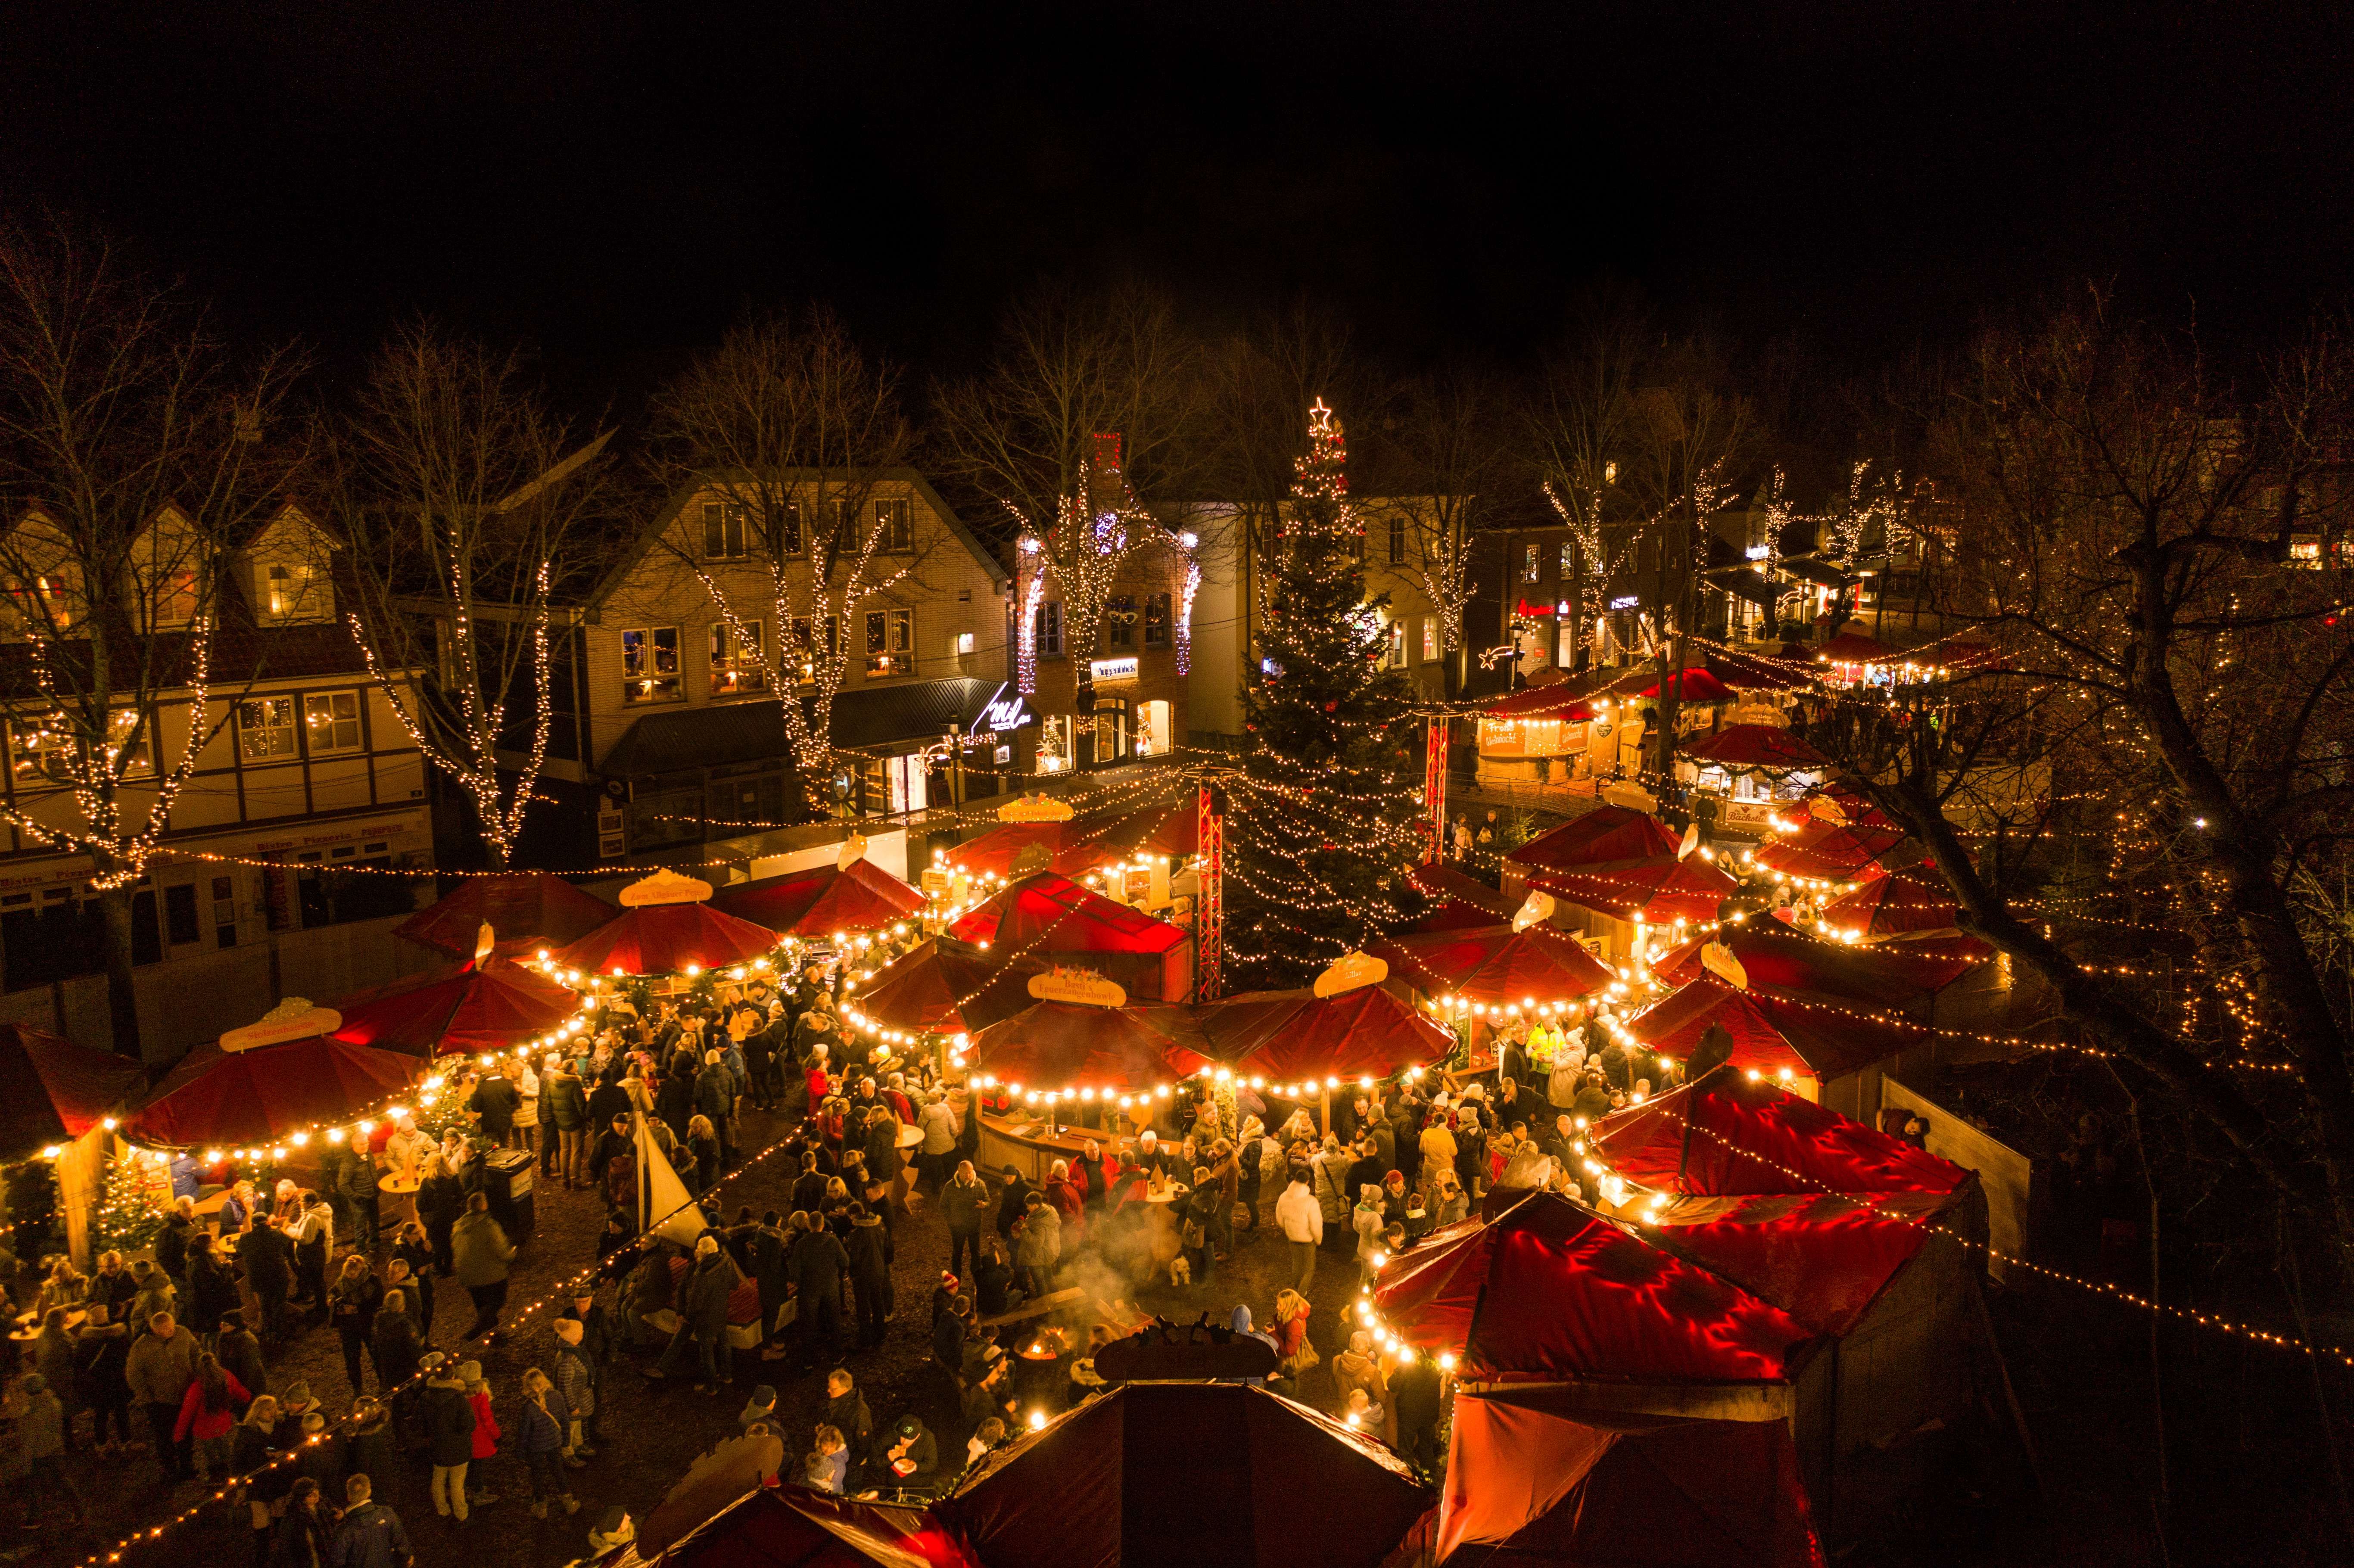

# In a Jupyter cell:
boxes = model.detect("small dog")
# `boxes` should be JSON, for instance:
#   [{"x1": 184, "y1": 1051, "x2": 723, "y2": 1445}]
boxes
[{"x1": 1166, "y1": 1254, "x2": 1193, "y2": 1287}]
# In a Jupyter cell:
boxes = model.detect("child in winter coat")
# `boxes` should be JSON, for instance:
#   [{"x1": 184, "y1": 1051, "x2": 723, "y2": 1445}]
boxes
[{"x1": 462, "y1": 1361, "x2": 503, "y2": 1506}]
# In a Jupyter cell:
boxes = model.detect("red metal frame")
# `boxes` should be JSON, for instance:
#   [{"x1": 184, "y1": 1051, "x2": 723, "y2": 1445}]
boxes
[{"x1": 1196, "y1": 781, "x2": 1223, "y2": 1002}]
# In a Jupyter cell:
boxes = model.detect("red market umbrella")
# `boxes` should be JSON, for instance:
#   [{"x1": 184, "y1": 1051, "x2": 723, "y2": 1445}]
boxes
[
  {"x1": 850, "y1": 937, "x2": 1050, "y2": 1037},
  {"x1": 1750, "y1": 818, "x2": 1907, "y2": 882},
  {"x1": 711, "y1": 858, "x2": 925, "y2": 939},
  {"x1": 1817, "y1": 865, "x2": 1959, "y2": 938},
  {"x1": 1618, "y1": 975, "x2": 1929, "y2": 1085},
  {"x1": 392, "y1": 872, "x2": 616, "y2": 959},
  {"x1": 1683, "y1": 724, "x2": 1827, "y2": 772},
  {"x1": 0, "y1": 1024, "x2": 146, "y2": 1162},
  {"x1": 331, "y1": 956, "x2": 580, "y2": 1058},
  {"x1": 1814, "y1": 631, "x2": 1894, "y2": 664},
  {"x1": 1637, "y1": 668, "x2": 1733, "y2": 703},
  {"x1": 1528, "y1": 854, "x2": 1738, "y2": 925},
  {"x1": 1652, "y1": 923, "x2": 1972, "y2": 1000},
  {"x1": 1371, "y1": 1189, "x2": 1817, "y2": 1384},
  {"x1": 1366, "y1": 924, "x2": 1616, "y2": 1009},
  {"x1": 1051, "y1": 799, "x2": 1200, "y2": 877},
  {"x1": 941, "y1": 823, "x2": 1064, "y2": 879},
  {"x1": 968, "y1": 1001, "x2": 1208, "y2": 1095},
  {"x1": 125, "y1": 1034, "x2": 420, "y2": 1149},
  {"x1": 555, "y1": 902, "x2": 780, "y2": 978},
  {"x1": 1592, "y1": 1071, "x2": 1970, "y2": 1201},
  {"x1": 1198, "y1": 985, "x2": 1454, "y2": 1084}
]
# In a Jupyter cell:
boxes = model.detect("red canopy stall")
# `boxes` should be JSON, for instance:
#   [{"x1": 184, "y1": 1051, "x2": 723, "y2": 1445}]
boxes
[
  {"x1": 1591, "y1": 1070, "x2": 1969, "y2": 1200},
  {"x1": 1367, "y1": 924, "x2": 1617, "y2": 1016},
  {"x1": 555, "y1": 871, "x2": 780, "y2": 980},
  {"x1": 0, "y1": 1024, "x2": 146, "y2": 1162},
  {"x1": 711, "y1": 858, "x2": 925, "y2": 939},
  {"x1": 949, "y1": 872, "x2": 1192, "y2": 1002},
  {"x1": 1651, "y1": 923, "x2": 1975, "y2": 1000},
  {"x1": 1817, "y1": 864, "x2": 1961, "y2": 940},
  {"x1": 331, "y1": 955, "x2": 581, "y2": 1058},
  {"x1": 393, "y1": 872, "x2": 616, "y2": 959},
  {"x1": 847, "y1": 937, "x2": 1049, "y2": 1039},
  {"x1": 1683, "y1": 724, "x2": 1827, "y2": 772},
  {"x1": 966, "y1": 1000, "x2": 1208, "y2": 1099},
  {"x1": 1503, "y1": 806, "x2": 1737, "y2": 958},
  {"x1": 1437, "y1": 1394, "x2": 1825, "y2": 1568},
  {"x1": 1616, "y1": 975, "x2": 1931, "y2": 1094},
  {"x1": 595, "y1": 1484, "x2": 980, "y2": 1568},
  {"x1": 124, "y1": 1030, "x2": 419, "y2": 1151},
  {"x1": 1407, "y1": 864, "x2": 1524, "y2": 933},
  {"x1": 1199, "y1": 983, "x2": 1454, "y2": 1086},
  {"x1": 941, "y1": 1383, "x2": 1429, "y2": 1568}
]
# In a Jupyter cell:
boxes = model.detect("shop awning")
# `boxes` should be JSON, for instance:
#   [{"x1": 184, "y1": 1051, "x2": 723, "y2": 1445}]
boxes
[
  {"x1": 1637, "y1": 668, "x2": 1733, "y2": 703},
  {"x1": 1704, "y1": 568, "x2": 1786, "y2": 609},
  {"x1": 392, "y1": 872, "x2": 616, "y2": 960},
  {"x1": 331, "y1": 956, "x2": 581, "y2": 1058},
  {"x1": 1779, "y1": 556, "x2": 1853, "y2": 589}
]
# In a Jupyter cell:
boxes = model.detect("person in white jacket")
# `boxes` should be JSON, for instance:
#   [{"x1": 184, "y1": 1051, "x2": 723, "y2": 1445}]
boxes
[{"x1": 1275, "y1": 1176, "x2": 1323, "y2": 1292}]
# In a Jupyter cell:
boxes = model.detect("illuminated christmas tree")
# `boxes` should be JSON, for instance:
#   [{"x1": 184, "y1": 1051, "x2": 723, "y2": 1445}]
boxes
[
  {"x1": 1230, "y1": 400, "x2": 1422, "y2": 986},
  {"x1": 90, "y1": 1151, "x2": 168, "y2": 1258}
]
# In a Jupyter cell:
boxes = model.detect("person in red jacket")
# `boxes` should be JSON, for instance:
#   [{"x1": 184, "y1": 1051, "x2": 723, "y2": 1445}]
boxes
[
  {"x1": 172, "y1": 1352, "x2": 249, "y2": 1482},
  {"x1": 462, "y1": 1360, "x2": 504, "y2": 1508}
]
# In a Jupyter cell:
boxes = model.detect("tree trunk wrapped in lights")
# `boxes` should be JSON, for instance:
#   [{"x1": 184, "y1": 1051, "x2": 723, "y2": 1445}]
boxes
[{"x1": 1229, "y1": 401, "x2": 1422, "y2": 987}]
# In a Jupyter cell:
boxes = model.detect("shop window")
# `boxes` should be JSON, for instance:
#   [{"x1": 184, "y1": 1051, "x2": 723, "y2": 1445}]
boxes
[
  {"x1": 1093, "y1": 699, "x2": 1129, "y2": 764},
  {"x1": 1106, "y1": 596, "x2": 1136, "y2": 650},
  {"x1": 1523, "y1": 544, "x2": 1540, "y2": 582},
  {"x1": 1144, "y1": 591, "x2": 1171, "y2": 647},
  {"x1": 865, "y1": 608, "x2": 913, "y2": 677},
  {"x1": 621, "y1": 627, "x2": 682, "y2": 703},
  {"x1": 874, "y1": 498, "x2": 913, "y2": 552},
  {"x1": 304, "y1": 691, "x2": 364, "y2": 754},
  {"x1": 1136, "y1": 699, "x2": 1171, "y2": 758},
  {"x1": 710, "y1": 619, "x2": 769, "y2": 696},
  {"x1": 1038, "y1": 715, "x2": 1074, "y2": 774},
  {"x1": 629, "y1": 777, "x2": 706, "y2": 848},
  {"x1": 1422, "y1": 616, "x2": 1440, "y2": 661},
  {"x1": 1034, "y1": 601, "x2": 1063, "y2": 658}
]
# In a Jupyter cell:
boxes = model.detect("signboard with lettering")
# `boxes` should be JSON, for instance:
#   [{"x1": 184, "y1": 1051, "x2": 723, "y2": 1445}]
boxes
[
  {"x1": 1089, "y1": 656, "x2": 1139, "y2": 682},
  {"x1": 972, "y1": 683, "x2": 1034, "y2": 738}
]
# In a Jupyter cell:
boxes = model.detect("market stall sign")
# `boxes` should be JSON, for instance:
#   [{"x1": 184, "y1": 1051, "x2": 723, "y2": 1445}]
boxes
[
  {"x1": 1028, "y1": 968, "x2": 1127, "y2": 1008},
  {"x1": 1511, "y1": 891, "x2": 1557, "y2": 933},
  {"x1": 1700, "y1": 940, "x2": 1749, "y2": 991},
  {"x1": 999, "y1": 793, "x2": 1076, "y2": 823},
  {"x1": 1089, "y1": 656, "x2": 1139, "y2": 681},
  {"x1": 620, "y1": 868, "x2": 714, "y2": 906},
  {"x1": 223, "y1": 997, "x2": 342, "y2": 1052},
  {"x1": 1312, "y1": 949, "x2": 1389, "y2": 998}
]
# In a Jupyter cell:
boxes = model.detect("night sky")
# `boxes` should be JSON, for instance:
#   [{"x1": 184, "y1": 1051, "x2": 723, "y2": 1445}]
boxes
[{"x1": 4, "y1": 1, "x2": 2349, "y2": 402}]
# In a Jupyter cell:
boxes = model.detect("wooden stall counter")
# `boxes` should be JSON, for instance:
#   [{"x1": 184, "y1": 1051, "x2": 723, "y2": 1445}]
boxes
[{"x1": 977, "y1": 1111, "x2": 1102, "y2": 1185}]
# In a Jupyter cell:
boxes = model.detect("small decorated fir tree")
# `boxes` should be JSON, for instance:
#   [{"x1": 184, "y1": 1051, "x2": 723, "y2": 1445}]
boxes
[
  {"x1": 90, "y1": 1150, "x2": 168, "y2": 1258},
  {"x1": 1230, "y1": 400, "x2": 1422, "y2": 986}
]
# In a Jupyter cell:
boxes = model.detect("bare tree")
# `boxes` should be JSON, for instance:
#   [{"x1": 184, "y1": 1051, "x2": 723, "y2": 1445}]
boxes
[
  {"x1": 1811, "y1": 295, "x2": 2354, "y2": 1263},
  {"x1": 1386, "y1": 370, "x2": 1507, "y2": 697},
  {"x1": 641, "y1": 308, "x2": 916, "y2": 805},
  {"x1": 934, "y1": 282, "x2": 1209, "y2": 729},
  {"x1": 324, "y1": 321, "x2": 610, "y2": 869},
  {"x1": 0, "y1": 223, "x2": 299, "y2": 1056}
]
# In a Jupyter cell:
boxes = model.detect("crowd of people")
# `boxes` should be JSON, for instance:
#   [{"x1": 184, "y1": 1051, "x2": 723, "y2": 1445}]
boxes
[{"x1": 0, "y1": 934, "x2": 1638, "y2": 1565}]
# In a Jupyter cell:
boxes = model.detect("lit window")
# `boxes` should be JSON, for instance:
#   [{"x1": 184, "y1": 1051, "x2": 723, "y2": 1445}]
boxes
[
  {"x1": 238, "y1": 697, "x2": 298, "y2": 760},
  {"x1": 710, "y1": 620, "x2": 769, "y2": 696},
  {"x1": 8, "y1": 713, "x2": 79, "y2": 784},
  {"x1": 1037, "y1": 715, "x2": 1073, "y2": 774},
  {"x1": 873, "y1": 499, "x2": 913, "y2": 552},
  {"x1": 1422, "y1": 616, "x2": 1440, "y2": 661},
  {"x1": 152, "y1": 570, "x2": 199, "y2": 626},
  {"x1": 1034, "y1": 601, "x2": 1063, "y2": 658},
  {"x1": 1387, "y1": 620, "x2": 1408, "y2": 669},
  {"x1": 955, "y1": 631, "x2": 976, "y2": 656},
  {"x1": 621, "y1": 627, "x2": 682, "y2": 703},
  {"x1": 1144, "y1": 591, "x2": 1171, "y2": 647},
  {"x1": 865, "y1": 609, "x2": 913, "y2": 677},
  {"x1": 1523, "y1": 544, "x2": 1540, "y2": 582},
  {"x1": 1106, "y1": 596, "x2": 1136, "y2": 650},
  {"x1": 304, "y1": 691, "x2": 363, "y2": 754},
  {"x1": 775, "y1": 501, "x2": 804, "y2": 557},
  {"x1": 702, "y1": 502, "x2": 749, "y2": 560},
  {"x1": 1388, "y1": 514, "x2": 1407, "y2": 565},
  {"x1": 1559, "y1": 541, "x2": 1576, "y2": 577}
]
